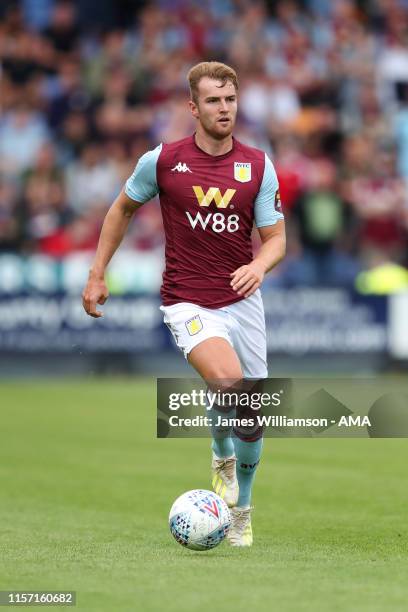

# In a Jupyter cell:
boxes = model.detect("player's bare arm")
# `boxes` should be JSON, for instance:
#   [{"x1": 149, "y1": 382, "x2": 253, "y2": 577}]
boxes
[
  {"x1": 230, "y1": 220, "x2": 286, "y2": 298},
  {"x1": 82, "y1": 189, "x2": 142, "y2": 318}
]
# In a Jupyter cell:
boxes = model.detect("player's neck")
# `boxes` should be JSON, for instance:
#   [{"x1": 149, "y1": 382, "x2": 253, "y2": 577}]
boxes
[{"x1": 194, "y1": 129, "x2": 233, "y2": 157}]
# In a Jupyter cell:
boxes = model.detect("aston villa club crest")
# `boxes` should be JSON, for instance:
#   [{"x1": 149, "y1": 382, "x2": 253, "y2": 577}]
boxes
[
  {"x1": 234, "y1": 162, "x2": 252, "y2": 183},
  {"x1": 185, "y1": 315, "x2": 203, "y2": 336}
]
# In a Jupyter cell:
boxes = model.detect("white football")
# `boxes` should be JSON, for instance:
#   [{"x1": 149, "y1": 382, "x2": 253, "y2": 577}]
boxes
[{"x1": 169, "y1": 489, "x2": 231, "y2": 550}]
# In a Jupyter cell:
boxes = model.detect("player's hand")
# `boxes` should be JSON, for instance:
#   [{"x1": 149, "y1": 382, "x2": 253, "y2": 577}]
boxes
[
  {"x1": 82, "y1": 275, "x2": 109, "y2": 318},
  {"x1": 230, "y1": 261, "x2": 265, "y2": 298}
]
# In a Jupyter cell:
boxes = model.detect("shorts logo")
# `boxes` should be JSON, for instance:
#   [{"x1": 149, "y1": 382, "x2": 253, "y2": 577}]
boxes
[
  {"x1": 234, "y1": 162, "x2": 251, "y2": 183},
  {"x1": 185, "y1": 315, "x2": 203, "y2": 336}
]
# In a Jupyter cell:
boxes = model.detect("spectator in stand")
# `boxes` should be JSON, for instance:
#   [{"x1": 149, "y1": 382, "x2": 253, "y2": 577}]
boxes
[
  {"x1": 22, "y1": 141, "x2": 62, "y2": 186},
  {"x1": 0, "y1": 180, "x2": 22, "y2": 252},
  {"x1": 42, "y1": 1, "x2": 80, "y2": 57},
  {"x1": 38, "y1": 212, "x2": 101, "y2": 257},
  {"x1": 46, "y1": 58, "x2": 91, "y2": 130},
  {"x1": 64, "y1": 141, "x2": 121, "y2": 216},
  {"x1": 0, "y1": 103, "x2": 50, "y2": 176},
  {"x1": 394, "y1": 84, "x2": 408, "y2": 181},
  {"x1": 288, "y1": 159, "x2": 360, "y2": 286},
  {"x1": 20, "y1": 161, "x2": 68, "y2": 252},
  {"x1": 57, "y1": 111, "x2": 91, "y2": 163},
  {"x1": 376, "y1": 2, "x2": 408, "y2": 109},
  {"x1": 345, "y1": 145, "x2": 406, "y2": 254}
]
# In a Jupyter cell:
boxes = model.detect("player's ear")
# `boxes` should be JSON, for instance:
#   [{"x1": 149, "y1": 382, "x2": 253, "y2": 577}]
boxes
[{"x1": 189, "y1": 99, "x2": 199, "y2": 118}]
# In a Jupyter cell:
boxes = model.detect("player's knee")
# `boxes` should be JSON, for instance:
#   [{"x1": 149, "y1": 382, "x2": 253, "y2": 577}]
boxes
[
  {"x1": 205, "y1": 364, "x2": 243, "y2": 383},
  {"x1": 234, "y1": 425, "x2": 264, "y2": 443}
]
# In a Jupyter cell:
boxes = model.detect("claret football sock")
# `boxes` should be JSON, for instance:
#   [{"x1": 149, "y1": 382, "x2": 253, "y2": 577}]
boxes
[{"x1": 233, "y1": 437, "x2": 263, "y2": 508}]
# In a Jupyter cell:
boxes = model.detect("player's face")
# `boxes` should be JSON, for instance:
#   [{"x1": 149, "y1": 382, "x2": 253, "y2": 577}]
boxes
[{"x1": 190, "y1": 77, "x2": 237, "y2": 140}]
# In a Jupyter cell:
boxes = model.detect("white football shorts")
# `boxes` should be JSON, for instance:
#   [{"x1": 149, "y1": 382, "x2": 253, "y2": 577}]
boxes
[{"x1": 160, "y1": 289, "x2": 267, "y2": 378}]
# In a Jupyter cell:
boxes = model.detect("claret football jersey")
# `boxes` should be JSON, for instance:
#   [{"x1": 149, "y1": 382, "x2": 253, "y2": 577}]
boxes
[{"x1": 125, "y1": 134, "x2": 284, "y2": 308}]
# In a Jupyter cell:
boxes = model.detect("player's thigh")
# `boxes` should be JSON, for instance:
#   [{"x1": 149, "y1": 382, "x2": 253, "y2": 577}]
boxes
[
  {"x1": 188, "y1": 337, "x2": 243, "y2": 381},
  {"x1": 226, "y1": 290, "x2": 268, "y2": 379},
  {"x1": 160, "y1": 302, "x2": 242, "y2": 381}
]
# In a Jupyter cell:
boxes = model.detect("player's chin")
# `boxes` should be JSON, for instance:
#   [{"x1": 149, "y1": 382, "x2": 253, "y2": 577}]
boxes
[{"x1": 213, "y1": 121, "x2": 234, "y2": 137}]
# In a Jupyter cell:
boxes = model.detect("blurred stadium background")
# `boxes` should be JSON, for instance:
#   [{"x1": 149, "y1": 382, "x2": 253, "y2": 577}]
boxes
[{"x1": 1, "y1": 0, "x2": 408, "y2": 375}]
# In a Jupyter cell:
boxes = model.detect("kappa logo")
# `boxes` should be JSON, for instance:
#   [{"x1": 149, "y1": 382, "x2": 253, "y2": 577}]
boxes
[{"x1": 171, "y1": 162, "x2": 192, "y2": 173}]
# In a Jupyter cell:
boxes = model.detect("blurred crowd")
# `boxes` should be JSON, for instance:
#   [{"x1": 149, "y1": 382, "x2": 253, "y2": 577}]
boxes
[{"x1": 1, "y1": 0, "x2": 408, "y2": 288}]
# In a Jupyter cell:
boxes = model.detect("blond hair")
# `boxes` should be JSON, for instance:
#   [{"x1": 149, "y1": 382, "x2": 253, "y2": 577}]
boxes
[{"x1": 187, "y1": 61, "x2": 238, "y2": 104}]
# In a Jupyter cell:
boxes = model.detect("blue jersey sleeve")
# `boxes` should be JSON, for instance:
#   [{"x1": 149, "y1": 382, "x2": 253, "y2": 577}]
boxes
[
  {"x1": 125, "y1": 144, "x2": 162, "y2": 203},
  {"x1": 254, "y1": 153, "x2": 284, "y2": 227}
]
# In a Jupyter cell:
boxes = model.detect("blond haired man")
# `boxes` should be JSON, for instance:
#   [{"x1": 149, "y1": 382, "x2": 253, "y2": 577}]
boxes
[{"x1": 83, "y1": 62, "x2": 286, "y2": 546}]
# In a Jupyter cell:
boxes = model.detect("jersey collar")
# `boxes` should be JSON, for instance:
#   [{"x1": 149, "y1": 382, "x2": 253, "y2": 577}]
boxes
[{"x1": 192, "y1": 133, "x2": 236, "y2": 160}]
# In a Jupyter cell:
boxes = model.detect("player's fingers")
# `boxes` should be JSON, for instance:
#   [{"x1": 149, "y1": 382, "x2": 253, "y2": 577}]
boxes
[
  {"x1": 98, "y1": 294, "x2": 108, "y2": 305},
  {"x1": 232, "y1": 271, "x2": 253, "y2": 291},
  {"x1": 236, "y1": 277, "x2": 257, "y2": 296},
  {"x1": 82, "y1": 289, "x2": 104, "y2": 318},
  {"x1": 230, "y1": 272, "x2": 243, "y2": 286},
  {"x1": 82, "y1": 295, "x2": 89, "y2": 312},
  {"x1": 230, "y1": 266, "x2": 248, "y2": 282},
  {"x1": 82, "y1": 293, "x2": 93, "y2": 314},
  {"x1": 87, "y1": 298, "x2": 103, "y2": 318},
  {"x1": 230, "y1": 266, "x2": 249, "y2": 282},
  {"x1": 89, "y1": 310, "x2": 103, "y2": 318},
  {"x1": 243, "y1": 281, "x2": 260, "y2": 298}
]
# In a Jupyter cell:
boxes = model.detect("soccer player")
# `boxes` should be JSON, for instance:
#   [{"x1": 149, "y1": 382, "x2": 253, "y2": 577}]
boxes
[{"x1": 82, "y1": 62, "x2": 286, "y2": 547}]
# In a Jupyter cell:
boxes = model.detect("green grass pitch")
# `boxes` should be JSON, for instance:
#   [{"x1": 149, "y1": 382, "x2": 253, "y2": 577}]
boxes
[{"x1": 1, "y1": 379, "x2": 407, "y2": 611}]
